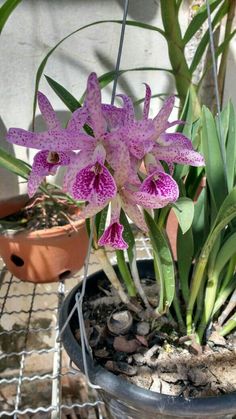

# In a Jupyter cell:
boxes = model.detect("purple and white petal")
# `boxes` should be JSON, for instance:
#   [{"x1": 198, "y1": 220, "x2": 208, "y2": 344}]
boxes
[
  {"x1": 116, "y1": 94, "x2": 135, "y2": 124},
  {"x1": 28, "y1": 172, "x2": 44, "y2": 198},
  {"x1": 85, "y1": 72, "x2": 106, "y2": 138},
  {"x1": 71, "y1": 162, "x2": 117, "y2": 205},
  {"x1": 37, "y1": 92, "x2": 61, "y2": 130},
  {"x1": 122, "y1": 120, "x2": 155, "y2": 159},
  {"x1": 131, "y1": 171, "x2": 179, "y2": 209},
  {"x1": 153, "y1": 95, "x2": 175, "y2": 138},
  {"x1": 153, "y1": 145, "x2": 205, "y2": 166},
  {"x1": 102, "y1": 104, "x2": 126, "y2": 130},
  {"x1": 7, "y1": 128, "x2": 88, "y2": 151},
  {"x1": 98, "y1": 221, "x2": 128, "y2": 250},
  {"x1": 143, "y1": 83, "x2": 151, "y2": 120},
  {"x1": 106, "y1": 140, "x2": 130, "y2": 186},
  {"x1": 67, "y1": 105, "x2": 89, "y2": 131},
  {"x1": 120, "y1": 189, "x2": 148, "y2": 232},
  {"x1": 158, "y1": 133, "x2": 194, "y2": 150},
  {"x1": 78, "y1": 202, "x2": 107, "y2": 219}
]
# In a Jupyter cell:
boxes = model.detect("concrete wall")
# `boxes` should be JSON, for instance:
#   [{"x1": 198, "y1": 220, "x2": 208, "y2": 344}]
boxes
[{"x1": 0, "y1": 0, "x2": 235, "y2": 198}]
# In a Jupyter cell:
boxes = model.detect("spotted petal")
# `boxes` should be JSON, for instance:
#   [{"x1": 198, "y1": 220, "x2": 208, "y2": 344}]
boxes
[
  {"x1": 7, "y1": 128, "x2": 87, "y2": 151},
  {"x1": 85, "y1": 72, "x2": 106, "y2": 138},
  {"x1": 102, "y1": 104, "x2": 126, "y2": 129},
  {"x1": 153, "y1": 144, "x2": 205, "y2": 166},
  {"x1": 116, "y1": 94, "x2": 135, "y2": 124},
  {"x1": 98, "y1": 221, "x2": 128, "y2": 249},
  {"x1": 122, "y1": 120, "x2": 155, "y2": 159},
  {"x1": 153, "y1": 95, "x2": 175, "y2": 138},
  {"x1": 143, "y1": 83, "x2": 151, "y2": 120},
  {"x1": 37, "y1": 92, "x2": 61, "y2": 130},
  {"x1": 27, "y1": 150, "x2": 72, "y2": 197},
  {"x1": 67, "y1": 105, "x2": 89, "y2": 131},
  {"x1": 133, "y1": 171, "x2": 179, "y2": 209},
  {"x1": 72, "y1": 161, "x2": 117, "y2": 205},
  {"x1": 120, "y1": 189, "x2": 147, "y2": 232}
]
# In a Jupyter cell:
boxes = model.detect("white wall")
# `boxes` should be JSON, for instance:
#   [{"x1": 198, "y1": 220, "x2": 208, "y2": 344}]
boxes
[{"x1": 0, "y1": 0, "x2": 235, "y2": 198}]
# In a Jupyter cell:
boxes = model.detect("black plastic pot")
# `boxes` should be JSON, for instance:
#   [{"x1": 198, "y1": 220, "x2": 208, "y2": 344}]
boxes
[{"x1": 59, "y1": 259, "x2": 236, "y2": 419}]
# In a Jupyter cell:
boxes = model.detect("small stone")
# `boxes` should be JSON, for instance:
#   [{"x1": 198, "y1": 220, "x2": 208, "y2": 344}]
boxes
[
  {"x1": 208, "y1": 331, "x2": 226, "y2": 347},
  {"x1": 113, "y1": 335, "x2": 140, "y2": 353},
  {"x1": 107, "y1": 310, "x2": 133, "y2": 335},
  {"x1": 105, "y1": 360, "x2": 137, "y2": 376},
  {"x1": 136, "y1": 321, "x2": 150, "y2": 336}
]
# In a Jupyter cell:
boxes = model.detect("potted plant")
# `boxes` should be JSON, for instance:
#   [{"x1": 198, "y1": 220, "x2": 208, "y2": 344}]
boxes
[
  {"x1": 6, "y1": 71, "x2": 236, "y2": 416},
  {"x1": 0, "y1": 91, "x2": 89, "y2": 283}
]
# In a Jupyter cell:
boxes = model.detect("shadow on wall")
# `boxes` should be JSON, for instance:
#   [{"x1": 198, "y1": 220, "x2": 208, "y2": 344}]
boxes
[
  {"x1": 0, "y1": 118, "x2": 20, "y2": 199},
  {"x1": 117, "y1": 0, "x2": 159, "y2": 21}
]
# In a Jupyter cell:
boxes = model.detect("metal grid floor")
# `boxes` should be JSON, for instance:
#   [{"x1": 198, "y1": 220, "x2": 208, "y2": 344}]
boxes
[{"x1": 0, "y1": 236, "x2": 152, "y2": 418}]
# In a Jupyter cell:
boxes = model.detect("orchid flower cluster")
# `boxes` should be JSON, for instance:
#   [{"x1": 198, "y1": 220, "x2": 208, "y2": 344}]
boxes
[{"x1": 7, "y1": 73, "x2": 204, "y2": 250}]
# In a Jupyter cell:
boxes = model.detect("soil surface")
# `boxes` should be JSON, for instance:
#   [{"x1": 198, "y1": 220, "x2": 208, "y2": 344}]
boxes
[
  {"x1": 0, "y1": 193, "x2": 81, "y2": 232},
  {"x1": 77, "y1": 280, "x2": 236, "y2": 398}
]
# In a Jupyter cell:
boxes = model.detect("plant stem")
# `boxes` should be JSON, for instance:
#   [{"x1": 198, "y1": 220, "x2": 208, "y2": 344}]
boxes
[
  {"x1": 130, "y1": 248, "x2": 152, "y2": 309},
  {"x1": 95, "y1": 248, "x2": 139, "y2": 313},
  {"x1": 116, "y1": 250, "x2": 136, "y2": 297},
  {"x1": 160, "y1": 0, "x2": 192, "y2": 106},
  {"x1": 172, "y1": 294, "x2": 185, "y2": 333},
  {"x1": 218, "y1": 288, "x2": 236, "y2": 326}
]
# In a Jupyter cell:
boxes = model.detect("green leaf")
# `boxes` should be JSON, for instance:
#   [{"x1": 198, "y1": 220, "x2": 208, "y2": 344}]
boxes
[
  {"x1": 96, "y1": 205, "x2": 109, "y2": 240},
  {"x1": 0, "y1": 0, "x2": 22, "y2": 34},
  {"x1": 45, "y1": 75, "x2": 81, "y2": 112},
  {"x1": 79, "y1": 67, "x2": 173, "y2": 104},
  {"x1": 190, "y1": 1, "x2": 228, "y2": 74},
  {"x1": 213, "y1": 232, "x2": 236, "y2": 277},
  {"x1": 32, "y1": 19, "x2": 167, "y2": 125},
  {"x1": 201, "y1": 106, "x2": 228, "y2": 213},
  {"x1": 172, "y1": 197, "x2": 194, "y2": 234},
  {"x1": 120, "y1": 210, "x2": 135, "y2": 264},
  {"x1": 144, "y1": 211, "x2": 175, "y2": 307},
  {"x1": 183, "y1": 0, "x2": 224, "y2": 45},
  {"x1": 177, "y1": 227, "x2": 193, "y2": 303},
  {"x1": 226, "y1": 102, "x2": 236, "y2": 191},
  {"x1": 0, "y1": 147, "x2": 30, "y2": 179}
]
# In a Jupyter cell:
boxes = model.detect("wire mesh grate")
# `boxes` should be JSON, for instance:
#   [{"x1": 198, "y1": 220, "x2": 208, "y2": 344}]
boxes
[{"x1": 0, "y1": 235, "x2": 152, "y2": 418}]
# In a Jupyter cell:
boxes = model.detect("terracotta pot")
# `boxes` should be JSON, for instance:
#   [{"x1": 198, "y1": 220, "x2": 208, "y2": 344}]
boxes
[{"x1": 0, "y1": 195, "x2": 89, "y2": 283}]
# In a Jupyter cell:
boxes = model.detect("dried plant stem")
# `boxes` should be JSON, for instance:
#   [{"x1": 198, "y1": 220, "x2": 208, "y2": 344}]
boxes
[
  {"x1": 218, "y1": 288, "x2": 236, "y2": 326},
  {"x1": 95, "y1": 248, "x2": 139, "y2": 313}
]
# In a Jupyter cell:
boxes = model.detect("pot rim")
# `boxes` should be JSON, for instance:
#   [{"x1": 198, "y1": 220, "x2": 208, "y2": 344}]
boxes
[
  {"x1": 0, "y1": 194, "x2": 85, "y2": 239},
  {"x1": 59, "y1": 259, "x2": 236, "y2": 417}
]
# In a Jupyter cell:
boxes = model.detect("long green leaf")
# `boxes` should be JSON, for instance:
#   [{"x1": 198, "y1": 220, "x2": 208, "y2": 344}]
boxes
[
  {"x1": 33, "y1": 19, "x2": 167, "y2": 125},
  {"x1": 187, "y1": 187, "x2": 236, "y2": 333},
  {"x1": 226, "y1": 102, "x2": 236, "y2": 191},
  {"x1": 190, "y1": 1, "x2": 228, "y2": 73},
  {"x1": 45, "y1": 75, "x2": 81, "y2": 112},
  {"x1": 145, "y1": 211, "x2": 175, "y2": 308},
  {"x1": 201, "y1": 106, "x2": 228, "y2": 213},
  {"x1": 0, "y1": 148, "x2": 30, "y2": 179},
  {"x1": 213, "y1": 232, "x2": 236, "y2": 277},
  {"x1": 0, "y1": 0, "x2": 22, "y2": 34},
  {"x1": 177, "y1": 226, "x2": 193, "y2": 303},
  {"x1": 183, "y1": 0, "x2": 224, "y2": 45}
]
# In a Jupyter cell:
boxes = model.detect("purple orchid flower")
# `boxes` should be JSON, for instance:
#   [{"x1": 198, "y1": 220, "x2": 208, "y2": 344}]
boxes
[
  {"x1": 64, "y1": 73, "x2": 131, "y2": 207},
  {"x1": 7, "y1": 92, "x2": 88, "y2": 196}
]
